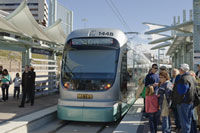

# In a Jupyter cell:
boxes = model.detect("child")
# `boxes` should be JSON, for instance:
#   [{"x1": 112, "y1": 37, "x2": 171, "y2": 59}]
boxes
[
  {"x1": 145, "y1": 85, "x2": 159, "y2": 133},
  {"x1": 13, "y1": 73, "x2": 21, "y2": 99}
]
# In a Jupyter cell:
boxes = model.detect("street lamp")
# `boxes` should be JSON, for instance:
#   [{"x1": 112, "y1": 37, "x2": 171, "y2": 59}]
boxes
[{"x1": 81, "y1": 18, "x2": 88, "y2": 28}]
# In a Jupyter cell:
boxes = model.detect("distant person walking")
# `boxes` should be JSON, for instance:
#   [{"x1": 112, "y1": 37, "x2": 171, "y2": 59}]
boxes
[
  {"x1": 19, "y1": 65, "x2": 34, "y2": 108},
  {"x1": 13, "y1": 73, "x2": 21, "y2": 99},
  {"x1": 1, "y1": 69, "x2": 11, "y2": 101}
]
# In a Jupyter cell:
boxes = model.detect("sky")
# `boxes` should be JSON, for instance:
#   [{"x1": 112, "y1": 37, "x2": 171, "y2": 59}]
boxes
[
  {"x1": 53, "y1": 0, "x2": 192, "y2": 54},
  {"x1": 57, "y1": 0, "x2": 192, "y2": 33}
]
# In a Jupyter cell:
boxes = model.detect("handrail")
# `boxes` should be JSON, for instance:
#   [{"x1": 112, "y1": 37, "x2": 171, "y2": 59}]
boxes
[{"x1": 31, "y1": 58, "x2": 57, "y2": 63}]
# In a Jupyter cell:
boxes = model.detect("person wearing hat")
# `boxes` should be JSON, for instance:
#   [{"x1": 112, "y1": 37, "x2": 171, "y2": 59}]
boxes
[
  {"x1": 176, "y1": 63, "x2": 196, "y2": 133},
  {"x1": 160, "y1": 66, "x2": 168, "y2": 72}
]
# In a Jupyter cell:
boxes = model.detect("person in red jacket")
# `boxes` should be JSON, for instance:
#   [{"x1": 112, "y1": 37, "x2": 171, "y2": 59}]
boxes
[{"x1": 145, "y1": 85, "x2": 159, "y2": 133}]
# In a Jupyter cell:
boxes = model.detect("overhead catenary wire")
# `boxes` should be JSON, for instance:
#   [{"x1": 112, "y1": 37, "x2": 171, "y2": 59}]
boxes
[
  {"x1": 105, "y1": 0, "x2": 147, "y2": 46},
  {"x1": 109, "y1": 0, "x2": 133, "y2": 31},
  {"x1": 105, "y1": 0, "x2": 131, "y2": 32}
]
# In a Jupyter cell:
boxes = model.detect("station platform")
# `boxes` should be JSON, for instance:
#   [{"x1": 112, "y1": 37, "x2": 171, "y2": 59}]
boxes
[
  {"x1": 0, "y1": 93, "x2": 59, "y2": 124},
  {"x1": 114, "y1": 95, "x2": 200, "y2": 132}
]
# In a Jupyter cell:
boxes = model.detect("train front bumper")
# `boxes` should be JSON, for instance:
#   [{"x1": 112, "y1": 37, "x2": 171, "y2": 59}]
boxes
[
  {"x1": 57, "y1": 98, "x2": 123, "y2": 122},
  {"x1": 57, "y1": 105, "x2": 117, "y2": 122}
]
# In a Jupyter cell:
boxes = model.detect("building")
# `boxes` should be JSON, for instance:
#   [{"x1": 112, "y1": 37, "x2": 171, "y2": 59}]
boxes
[
  {"x1": 0, "y1": 0, "x2": 48, "y2": 26},
  {"x1": 49, "y1": 0, "x2": 73, "y2": 36}
]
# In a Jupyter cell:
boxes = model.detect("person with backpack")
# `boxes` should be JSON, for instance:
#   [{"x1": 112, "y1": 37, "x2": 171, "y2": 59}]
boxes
[
  {"x1": 176, "y1": 64, "x2": 196, "y2": 133},
  {"x1": 156, "y1": 71, "x2": 173, "y2": 133}
]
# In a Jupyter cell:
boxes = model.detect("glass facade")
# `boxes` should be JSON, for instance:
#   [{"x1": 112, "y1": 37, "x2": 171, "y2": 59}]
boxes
[{"x1": 57, "y1": 2, "x2": 73, "y2": 36}]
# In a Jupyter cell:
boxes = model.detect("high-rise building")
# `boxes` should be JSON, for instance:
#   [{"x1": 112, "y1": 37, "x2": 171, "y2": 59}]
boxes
[
  {"x1": 49, "y1": 0, "x2": 73, "y2": 36},
  {"x1": 0, "y1": 0, "x2": 48, "y2": 26}
]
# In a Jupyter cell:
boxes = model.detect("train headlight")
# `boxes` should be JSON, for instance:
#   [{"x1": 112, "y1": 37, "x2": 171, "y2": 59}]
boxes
[
  {"x1": 104, "y1": 83, "x2": 111, "y2": 89},
  {"x1": 64, "y1": 82, "x2": 71, "y2": 89}
]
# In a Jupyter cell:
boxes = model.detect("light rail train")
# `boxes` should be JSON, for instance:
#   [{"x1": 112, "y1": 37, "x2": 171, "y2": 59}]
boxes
[{"x1": 57, "y1": 28, "x2": 135, "y2": 122}]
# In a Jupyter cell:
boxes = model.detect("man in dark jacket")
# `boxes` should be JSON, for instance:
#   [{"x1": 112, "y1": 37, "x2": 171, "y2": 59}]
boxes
[
  {"x1": 145, "y1": 64, "x2": 159, "y2": 88},
  {"x1": 19, "y1": 65, "x2": 34, "y2": 108},
  {"x1": 176, "y1": 63, "x2": 195, "y2": 133},
  {"x1": 29, "y1": 66, "x2": 36, "y2": 106},
  {"x1": 143, "y1": 64, "x2": 159, "y2": 113}
]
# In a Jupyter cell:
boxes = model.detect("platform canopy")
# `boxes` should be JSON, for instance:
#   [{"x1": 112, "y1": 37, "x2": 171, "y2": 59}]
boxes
[
  {"x1": 0, "y1": 0, "x2": 66, "y2": 50},
  {"x1": 144, "y1": 21, "x2": 193, "y2": 54},
  {"x1": 144, "y1": 21, "x2": 193, "y2": 35},
  {"x1": 45, "y1": 19, "x2": 66, "y2": 45},
  {"x1": 0, "y1": 17, "x2": 24, "y2": 36},
  {"x1": 151, "y1": 42, "x2": 171, "y2": 50},
  {"x1": 166, "y1": 33, "x2": 193, "y2": 55},
  {"x1": 149, "y1": 36, "x2": 174, "y2": 44}
]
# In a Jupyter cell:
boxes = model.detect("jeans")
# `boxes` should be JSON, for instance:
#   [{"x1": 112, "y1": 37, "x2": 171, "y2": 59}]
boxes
[
  {"x1": 191, "y1": 112, "x2": 197, "y2": 133},
  {"x1": 172, "y1": 107, "x2": 181, "y2": 129},
  {"x1": 177, "y1": 103, "x2": 193, "y2": 133},
  {"x1": 148, "y1": 112, "x2": 158, "y2": 133},
  {"x1": 14, "y1": 86, "x2": 20, "y2": 99},
  {"x1": 162, "y1": 116, "x2": 171, "y2": 133},
  {"x1": 2, "y1": 84, "x2": 9, "y2": 101}
]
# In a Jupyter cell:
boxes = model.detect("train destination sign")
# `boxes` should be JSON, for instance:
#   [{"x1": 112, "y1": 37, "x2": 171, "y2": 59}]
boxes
[
  {"x1": 31, "y1": 48, "x2": 53, "y2": 56},
  {"x1": 71, "y1": 38, "x2": 114, "y2": 46}
]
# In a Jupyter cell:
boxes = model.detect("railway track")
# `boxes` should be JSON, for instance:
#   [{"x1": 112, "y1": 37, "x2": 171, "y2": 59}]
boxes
[{"x1": 31, "y1": 118, "x2": 121, "y2": 133}]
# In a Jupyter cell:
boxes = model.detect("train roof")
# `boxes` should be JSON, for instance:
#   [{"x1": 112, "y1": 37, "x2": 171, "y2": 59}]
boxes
[{"x1": 66, "y1": 28, "x2": 128, "y2": 47}]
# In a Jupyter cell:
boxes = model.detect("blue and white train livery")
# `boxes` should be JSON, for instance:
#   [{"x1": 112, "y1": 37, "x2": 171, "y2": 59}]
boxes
[{"x1": 57, "y1": 28, "x2": 135, "y2": 122}]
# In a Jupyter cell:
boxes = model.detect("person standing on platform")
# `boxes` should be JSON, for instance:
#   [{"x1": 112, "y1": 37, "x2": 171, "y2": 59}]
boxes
[
  {"x1": 145, "y1": 64, "x2": 159, "y2": 90},
  {"x1": 13, "y1": 73, "x2": 21, "y2": 99},
  {"x1": 176, "y1": 64, "x2": 196, "y2": 133},
  {"x1": 1, "y1": 69, "x2": 11, "y2": 101},
  {"x1": 0, "y1": 66, "x2": 3, "y2": 82},
  {"x1": 19, "y1": 65, "x2": 34, "y2": 108},
  {"x1": 29, "y1": 66, "x2": 36, "y2": 106},
  {"x1": 171, "y1": 68, "x2": 181, "y2": 131},
  {"x1": 157, "y1": 71, "x2": 172, "y2": 133},
  {"x1": 144, "y1": 64, "x2": 159, "y2": 112},
  {"x1": 145, "y1": 85, "x2": 159, "y2": 133},
  {"x1": 0, "y1": 65, "x2": 3, "y2": 102}
]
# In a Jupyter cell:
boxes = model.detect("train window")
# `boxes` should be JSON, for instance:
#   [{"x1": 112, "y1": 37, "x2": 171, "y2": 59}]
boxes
[{"x1": 61, "y1": 49, "x2": 119, "y2": 91}]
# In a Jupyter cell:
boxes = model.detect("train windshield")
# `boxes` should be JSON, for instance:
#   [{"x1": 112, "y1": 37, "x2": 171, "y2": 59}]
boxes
[{"x1": 61, "y1": 41, "x2": 119, "y2": 91}]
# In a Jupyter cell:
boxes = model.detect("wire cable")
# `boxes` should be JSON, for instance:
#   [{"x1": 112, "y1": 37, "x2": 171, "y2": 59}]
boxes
[{"x1": 105, "y1": 0, "x2": 131, "y2": 31}]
